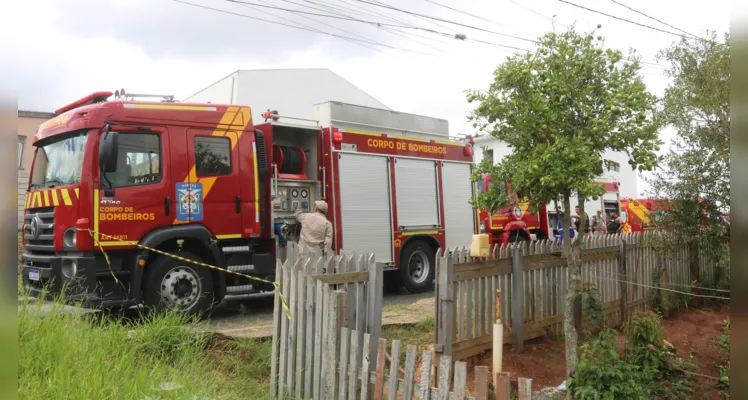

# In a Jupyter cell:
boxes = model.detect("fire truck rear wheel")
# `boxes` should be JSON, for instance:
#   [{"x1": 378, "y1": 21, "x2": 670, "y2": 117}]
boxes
[
  {"x1": 399, "y1": 240, "x2": 435, "y2": 294},
  {"x1": 142, "y1": 251, "x2": 215, "y2": 316}
]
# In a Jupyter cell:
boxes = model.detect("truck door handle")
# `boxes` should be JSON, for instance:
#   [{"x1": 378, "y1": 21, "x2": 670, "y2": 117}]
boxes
[
  {"x1": 236, "y1": 196, "x2": 241, "y2": 213},
  {"x1": 165, "y1": 196, "x2": 170, "y2": 216}
]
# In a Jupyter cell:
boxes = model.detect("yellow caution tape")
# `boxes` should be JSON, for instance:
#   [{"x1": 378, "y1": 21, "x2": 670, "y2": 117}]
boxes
[{"x1": 77, "y1": 228, "x2": 292, "y2": 319}]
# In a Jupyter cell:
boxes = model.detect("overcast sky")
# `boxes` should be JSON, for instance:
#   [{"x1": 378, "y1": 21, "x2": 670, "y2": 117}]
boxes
[{"x1": 3, "y1": 0, "x2": 732, "y2": 195}]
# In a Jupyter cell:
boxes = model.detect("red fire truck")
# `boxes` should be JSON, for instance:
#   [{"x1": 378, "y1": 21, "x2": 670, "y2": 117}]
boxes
[
  {"x1": 21, "y1": 91, "x2": 476, "y2": 314},
  {"x1": 475, "y1": 174, "x2": 550, "y2": 245},
  {"x1": 476, "y1": 176, "x2": 623, "y2": 245}
]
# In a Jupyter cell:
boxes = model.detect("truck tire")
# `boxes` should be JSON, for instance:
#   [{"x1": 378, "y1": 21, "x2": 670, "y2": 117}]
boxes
[
  {"x1": 399, "y1": 240, "x2": 435, "y2": 294},
  {"x1": 508, "y1": 230, "x2": 530, "y2": 243},
  {"x1": 142, "y1": 251, "x2": 215, "y2": 316}
]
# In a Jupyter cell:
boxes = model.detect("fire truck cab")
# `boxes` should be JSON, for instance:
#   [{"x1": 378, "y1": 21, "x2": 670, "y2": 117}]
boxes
[
  {"x1": 476, "y1": 174, "x2": 550, "y2": 246},
  {"x1": 21, "y1": 92, "x2": 476, "y2": 314}
]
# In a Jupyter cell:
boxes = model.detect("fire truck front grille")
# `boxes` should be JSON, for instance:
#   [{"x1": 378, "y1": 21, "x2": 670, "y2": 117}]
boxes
[{"x1": 24, "y1": 207, "x2": 55, "y2": 255}]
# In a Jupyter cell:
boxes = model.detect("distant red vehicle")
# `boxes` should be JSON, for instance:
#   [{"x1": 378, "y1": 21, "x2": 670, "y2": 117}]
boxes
[{"x1": 476, "y1": 174, "x2": 550, "y2": 246}]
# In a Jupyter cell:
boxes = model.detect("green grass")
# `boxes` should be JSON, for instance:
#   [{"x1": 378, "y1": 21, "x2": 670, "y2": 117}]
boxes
[{"x1": 18, "y1": 292, "x2": 271, "y2": 399}]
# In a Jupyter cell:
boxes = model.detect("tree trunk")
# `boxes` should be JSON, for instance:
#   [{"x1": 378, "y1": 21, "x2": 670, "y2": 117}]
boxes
[
  {"x1": 575, "y1": 198, "x2": 585, "y2": 335},
  {"x1": 562, "y1": 193, "x2": 581, "y2": 382}
]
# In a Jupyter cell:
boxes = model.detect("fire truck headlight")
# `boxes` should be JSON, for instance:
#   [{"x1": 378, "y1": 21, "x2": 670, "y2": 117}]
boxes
[
  {"x1": 63, "y1": 227, "x2": 77, "y2": 250},
  {"x1": 62, "y1": 259, "x2": 78, "y2": 279}
]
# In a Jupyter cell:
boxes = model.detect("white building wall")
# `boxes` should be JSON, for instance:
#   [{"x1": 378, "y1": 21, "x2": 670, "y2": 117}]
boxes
[
  {"x1": 185, "y1": 69, "x2": 390, "y2": 124},
  {"x1": 184, "y1": 72, "x2": 239, "y2": 105}
]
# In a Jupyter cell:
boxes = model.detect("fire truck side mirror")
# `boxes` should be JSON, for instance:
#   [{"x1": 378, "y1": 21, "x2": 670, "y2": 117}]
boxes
[{"x1": 99, "y1": 129, "x2": 120, "y2": 173}]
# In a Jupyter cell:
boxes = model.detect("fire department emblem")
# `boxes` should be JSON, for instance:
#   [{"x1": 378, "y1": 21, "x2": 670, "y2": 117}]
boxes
[
  {"x1": 513, "y1": 205, "x2": 523, "y2": 220},
  {"x1": 176, "y1": 182, "x2": 204, "y2": 221}
]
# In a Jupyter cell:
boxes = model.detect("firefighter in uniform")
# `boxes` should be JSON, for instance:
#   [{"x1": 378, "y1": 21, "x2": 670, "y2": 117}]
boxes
[{"x1": 294, "y1": 200, "x2": 333, "y2": 260}]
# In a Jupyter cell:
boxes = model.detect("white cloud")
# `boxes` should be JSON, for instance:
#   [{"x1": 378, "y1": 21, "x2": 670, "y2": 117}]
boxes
[{"x1": 4, "y1": 0, "x2": 730, "y2": 196}]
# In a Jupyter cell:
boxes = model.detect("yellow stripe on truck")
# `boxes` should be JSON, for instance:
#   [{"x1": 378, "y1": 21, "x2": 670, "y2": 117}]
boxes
[{"x1": 61, "y1": 189, "x2": 73, "y2": 206}]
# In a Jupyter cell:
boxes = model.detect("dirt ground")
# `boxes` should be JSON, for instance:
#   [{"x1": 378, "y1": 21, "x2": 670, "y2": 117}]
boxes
[{"x1": 468, "y1": 305, "x2": 730, "y2": 398}]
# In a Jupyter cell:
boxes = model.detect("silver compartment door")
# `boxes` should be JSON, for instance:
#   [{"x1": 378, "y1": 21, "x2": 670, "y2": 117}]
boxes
[
  {"x1": 338, "y1": 153, "x2": 393, "y2": 263},
  {"x1": 441, "y1": 162, "x2": 475, "y2": 249},
  {"x1": 394, "y1": 158, "x2": 439, "y2": 228}
]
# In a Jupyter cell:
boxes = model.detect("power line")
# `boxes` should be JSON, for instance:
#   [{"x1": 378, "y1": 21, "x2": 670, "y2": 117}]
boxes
[
  {"x1": 610, "y1": 0, "x2": 701, "y2": 40},
  {"x1": 349, "y1": 0, "x2": 539, "y2": 43},
  {"x1": 223, "y1": 0, "x2": 531, "y2": 51},
  {"x1": 170, "y1": 0, "x2": 435, "y2": 55},
  {"x1": 329, "y1": 0, "x2": 463, "y2": 47},
  {"x1": 290, "y1": 0, "x2": 453, "y2": 53},
  {"x1": 235, "y1": 0, "x2": 387, "y2": 54},
  {"x1": 507, "y1": 0, "x2": 569, "y2": 28},
  {"x1": 556, "y1": 0, "x2": 703, "y2": 41},
  {"x1": 422, "y1": 0, "x2": 508, "y2": 29}
]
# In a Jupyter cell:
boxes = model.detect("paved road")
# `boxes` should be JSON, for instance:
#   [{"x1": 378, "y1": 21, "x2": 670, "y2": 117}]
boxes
[{"x1": 207, "y1": 289, "x2": 435, "y2": 338}]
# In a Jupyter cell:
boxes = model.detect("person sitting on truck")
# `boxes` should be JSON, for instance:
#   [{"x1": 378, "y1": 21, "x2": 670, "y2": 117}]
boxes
[{"x1": 294, "y1": 200, "x2": 334, "y2": 260}]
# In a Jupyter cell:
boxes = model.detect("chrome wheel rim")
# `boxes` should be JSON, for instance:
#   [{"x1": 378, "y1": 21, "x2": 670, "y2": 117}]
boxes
[
  {"x1": 159, "y1": 266, "x2": 202, "y2": 310},
  {"x1": 407, "y1": 250, "x2": 430, "y2": 284}
]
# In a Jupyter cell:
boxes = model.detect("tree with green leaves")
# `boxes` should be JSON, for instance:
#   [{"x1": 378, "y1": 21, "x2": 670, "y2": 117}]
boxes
[
  {"x1": 646, "y1": 31, "x2": 730, "y2": 301},
  {"x1": 466, "y1": 26, "x2": 662, "y2": 379}
]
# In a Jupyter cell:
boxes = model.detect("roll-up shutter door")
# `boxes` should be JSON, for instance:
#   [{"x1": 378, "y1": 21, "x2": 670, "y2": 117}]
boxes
[
  {"x1": 394, "y1": 158, "x2": 439, "y2": 228},
  {"x1": 441, "y1": 162, "x2": 475, "y2": 249},
  {"x1": 338, "y1": 153, "x2": 393, "y2": 263}
]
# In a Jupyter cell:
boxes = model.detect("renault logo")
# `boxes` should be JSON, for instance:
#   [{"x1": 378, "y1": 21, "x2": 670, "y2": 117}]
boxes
[{"x1": 30, "y1": 215, "x2": 42, "y2": 240}]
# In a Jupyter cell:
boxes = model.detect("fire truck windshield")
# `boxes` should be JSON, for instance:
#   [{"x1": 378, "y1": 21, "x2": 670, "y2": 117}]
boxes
[{"x1": 30, "y1": 130, "x2": 89, "y2": 189}]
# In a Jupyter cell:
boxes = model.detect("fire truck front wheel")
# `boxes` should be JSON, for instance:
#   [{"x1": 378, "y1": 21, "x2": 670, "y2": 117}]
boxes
[
  {"x1": 399, "y1": 240, "x2": 435, "y2": 294},
  {"x1": 142, "y1": 251, "x2": 215, "y2": 316}
]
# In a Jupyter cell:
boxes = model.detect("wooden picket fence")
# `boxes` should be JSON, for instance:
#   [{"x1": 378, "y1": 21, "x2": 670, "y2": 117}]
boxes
[
  {"x1": 278, "y1": 287, "x2": 499, "y2": 400},
  {"x1": 270, "y1": 243, "x2": 384, "y2": 400},
  {"x1": 434, "y1": 231, "x2": 721, "y2": 360}
]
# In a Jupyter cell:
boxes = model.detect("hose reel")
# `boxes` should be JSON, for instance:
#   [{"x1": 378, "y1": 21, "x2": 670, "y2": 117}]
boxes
[{"x1": 273, "y1": 145, "x2": 307, "y2": 179}]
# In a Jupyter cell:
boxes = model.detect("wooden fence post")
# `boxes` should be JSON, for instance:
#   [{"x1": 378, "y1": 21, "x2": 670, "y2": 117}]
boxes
[
  {"x1": 511, "y1": 245, "x2": 524, "y2": 352},
  {"x1": 495, "y1": 372, "x2": 511, "y2": 400},
  {"x1": 436, "y1": 251, "x2": 455, "y2": 359},
  {"x1": 518, "y1": 377, "x2": 533, "y2": 400},
  {"x1": 366, "y1": 256, "x2": 383, "y2": 365},
  {"x1": 619, "y1": 240, "x2": 628, "y2": 327},
  {"x1": 270, "y1": 259, "x2": 283, "y2": 400},
  {"x1": 326, "y1": 290, "x2": 347, "y2": 400},
  {"x1": 474, "y1": 366, "x2": 489, "y2": 400}
]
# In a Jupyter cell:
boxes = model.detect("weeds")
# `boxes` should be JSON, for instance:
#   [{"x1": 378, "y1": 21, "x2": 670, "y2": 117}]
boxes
[
  {"x1": 569, "y1": 289, "x2": 695, "y2": 400},
  {"x1": 717, "y1": 320, "x2": 730, "y2": 398},
  {"x1": 18, "y1": 291, "x2": 270, "y2": 399},
  {"x1": 581, "y1": 283, "x2": 604, "y2": 337}
]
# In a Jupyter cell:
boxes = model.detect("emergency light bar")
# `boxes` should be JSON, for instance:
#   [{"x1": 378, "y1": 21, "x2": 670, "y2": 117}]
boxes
[
  {"x1": 55, "y1": 91, "x2": 113, "y2": 115},
  {"x1": 114, "y1": 88, "x2": 176, "y2": 102}
]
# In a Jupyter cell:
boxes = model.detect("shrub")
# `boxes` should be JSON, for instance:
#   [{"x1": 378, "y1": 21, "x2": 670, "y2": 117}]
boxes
[
  {"x1": 568, "y1": 328, "x2": 653, "y2": 400},
  {"x1": 581, "y1": 283, "x2": 604, "y2": 336},
  {"x1": 625, "y1": 312, "x2": 669, "y2": 377}
]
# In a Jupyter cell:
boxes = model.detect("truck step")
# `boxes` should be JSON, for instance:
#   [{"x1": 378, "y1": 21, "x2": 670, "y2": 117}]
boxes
[
  {"x1": 222, "y1": 246, "x2": 250, "y2": 253},
  {"x1": 227, "y1": 284, "x2": 258, "y2": 294},
  {"x1": 228, "y1": 264, "x2": 255, "y2": 272}
]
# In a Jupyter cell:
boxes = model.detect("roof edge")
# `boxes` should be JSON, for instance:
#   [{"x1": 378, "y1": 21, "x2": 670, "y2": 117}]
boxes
[{"x1": 19, "y1": 110, "x2": 55, "y2": 119}]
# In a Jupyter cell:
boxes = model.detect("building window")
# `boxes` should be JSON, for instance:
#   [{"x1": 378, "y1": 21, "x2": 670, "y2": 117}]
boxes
[
  {"x1": 18, "y1": 136, "x2": 25, "y2": 169},
  {"x1": 104, "y1": 133, "x2": 162, "y2": 188},
  {"x1": 485, "y1": 149, "x2": 494, "y2": 164},
  {"x1": 605, "y1": 160, "x2": 620, "y2": 172},
  {"x1": 195, "y1": 136, "x2": 231, "y2": 176}
]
